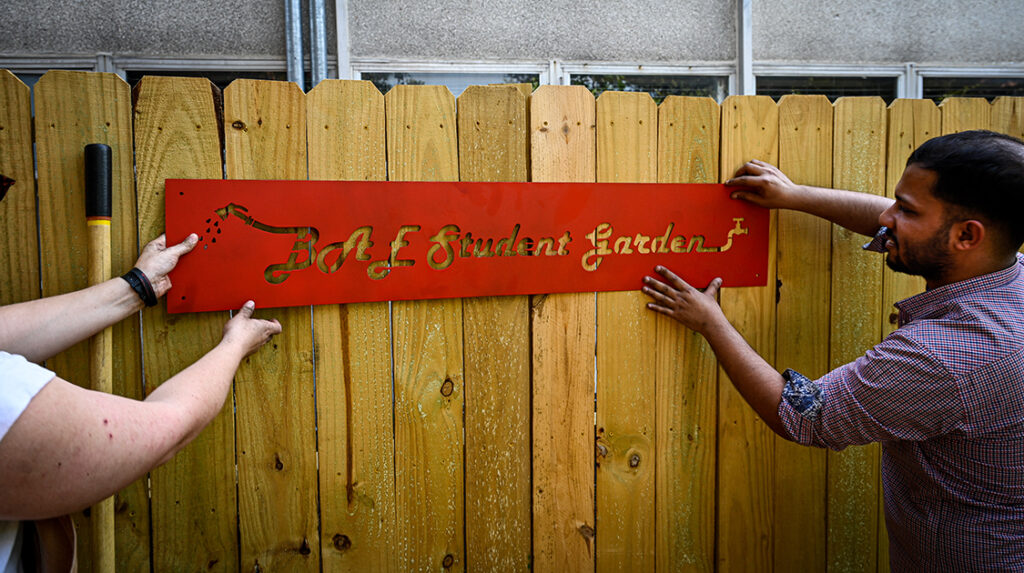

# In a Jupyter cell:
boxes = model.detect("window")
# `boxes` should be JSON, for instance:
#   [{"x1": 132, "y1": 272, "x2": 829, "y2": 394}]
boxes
[
  {"x1": 124, "y1": 70, "x2": 288, "y2": 92},
  {"x1": 360, "y1": 72, "x2": 540, "y2": 97},
  {"x1": 756, "y1": 76, "x2": 899, "y2": 103},
  {"x1": 922, "y1": 77, "x2": 1024, "y2": 102},
  {"x1": 569, "y1": 74, "x2": 727, "y2": 103}
]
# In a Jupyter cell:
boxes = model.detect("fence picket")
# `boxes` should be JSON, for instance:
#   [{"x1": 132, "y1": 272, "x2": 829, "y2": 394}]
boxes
[
  {"x1": 307, "y1": 79, "x2": 396, "y2": 572},
  {"x1": 224, "y1": 79, "x2": 320, "y2": 572},
  {"x1": 385, "y1": 84, "x2": 465, "y2": 572},
  {"x1": 992, "y1": 96, "x2": 1024, "y2": 139},
  {"x1": 457, "y1": 85, "x2": 532, "y2": 571},
  {"x1": 655, "y1": 96, "x2": 719, "y2": 572},
  {"x1": 33, "y1": 70, "x2": 145, "y2": 572},
  {"x1": 0, "y1": 71, "x2": 37, "y2": 308},
  {"x1": 992, "y1": 96, "x2": 1024, "y2": 256},
  {"x1": 530, "y1": 85, "x2": 597, "y2": 573},
  {"x1": 594, "y1": 90, "x2": 658, "y2": 572},
  {"x1": 717, "y1": 95, "x2": 778, "y2": 573},
  {"x1": 940, "y1": 97, "x2": 992, "y2": 134},
  {"x1": 775, "y1": 94, "x2": 833, "y2": 572},
  {"x1": 828, "y1": 97, "x2": 887, "y2": 573},
  {"x1": 882, "y1": 100, "x2": 937, "y2": 337},
  {"x1": 134, "y1": 75, "x2": 237, "y2": 572}
]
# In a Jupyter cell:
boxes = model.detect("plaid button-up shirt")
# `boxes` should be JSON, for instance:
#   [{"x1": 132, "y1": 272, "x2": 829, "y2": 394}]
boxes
[{"x1": 780, "y1": 229, "x2": 1024, "y2": 571}]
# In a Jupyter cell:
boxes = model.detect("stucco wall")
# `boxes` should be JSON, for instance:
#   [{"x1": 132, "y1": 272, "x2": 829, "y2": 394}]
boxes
[
  {"x1": 348, "y1": 0, "x2": 736, "y2": 62},
  {"x1": 0, "y1": 0, "x2": 299, "y2": 57},
  {"x1": 754, "y1": 0, "x2": 1024, "y2": 64},
  {"x1": 1, "y1": 0, "x2": 1021, "y2": 67}
]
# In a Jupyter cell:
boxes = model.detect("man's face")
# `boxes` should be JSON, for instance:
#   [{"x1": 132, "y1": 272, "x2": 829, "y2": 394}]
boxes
[{"x1": 878, "y1": 164, "x2": 957, "y2": 285}]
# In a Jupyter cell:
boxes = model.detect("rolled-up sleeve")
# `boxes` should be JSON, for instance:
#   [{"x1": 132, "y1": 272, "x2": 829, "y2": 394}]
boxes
[{"x1": 778, "y1": 330, "x2": 963, "y2": 450}]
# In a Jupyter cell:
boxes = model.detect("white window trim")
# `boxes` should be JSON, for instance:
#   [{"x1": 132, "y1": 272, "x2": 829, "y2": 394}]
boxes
[{"x1": 350, "y1": 59, "x2": 552, "y2": 86}]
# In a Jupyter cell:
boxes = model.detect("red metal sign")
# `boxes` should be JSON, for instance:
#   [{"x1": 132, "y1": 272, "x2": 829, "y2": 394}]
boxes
[{"x1": 164, "y1": 180, "x2": 768, "y2": 313}]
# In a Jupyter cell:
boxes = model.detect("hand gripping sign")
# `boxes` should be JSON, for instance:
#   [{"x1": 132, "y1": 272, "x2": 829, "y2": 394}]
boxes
[{"x1": 165, "y1": 180, "x2": 768, "y2": 313}]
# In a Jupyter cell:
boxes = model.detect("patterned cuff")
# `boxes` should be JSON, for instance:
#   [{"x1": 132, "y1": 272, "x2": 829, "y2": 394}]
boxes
[
  {"x1": 862, "y1": 226, "x2": 888, "y2": 253},
  {"x1": 781, "y1": 368, "x2": 822, "y2": 421}
]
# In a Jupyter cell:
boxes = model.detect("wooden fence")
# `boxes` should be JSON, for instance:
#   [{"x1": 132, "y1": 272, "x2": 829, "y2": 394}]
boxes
[{"x1": 1, "y1": 69, "x2": 1022, "y2": 572}]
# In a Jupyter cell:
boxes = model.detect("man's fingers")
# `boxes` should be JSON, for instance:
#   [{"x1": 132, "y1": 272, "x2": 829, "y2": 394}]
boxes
[
  {"x1": 642, "y1": 285, "x2": 673, "y2": 306},
  {"x1": 238, "y1": 300, "x2": 256, "y2": 318},
  {"x1": 654, "y1": 265, "x2": 692, "y2": 291},
  {"x1": 704, "y1": 277, "x2": 723, "y2": 298},
  {"x1": 645, "y1": 302, "x2": 672, "y2": 316}
]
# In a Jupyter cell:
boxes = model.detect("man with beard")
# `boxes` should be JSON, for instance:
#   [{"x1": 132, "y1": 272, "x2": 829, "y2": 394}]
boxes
[{"x1": 642, "y1": 130, "x2": 1024, "y2": 570}]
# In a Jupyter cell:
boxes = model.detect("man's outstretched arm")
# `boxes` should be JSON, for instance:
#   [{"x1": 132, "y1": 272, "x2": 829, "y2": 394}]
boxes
[
  {"x1": 727, "y1": 159, "x2": 893, "y2": 237},
  {"x1": 643, "y1": 266, "x2": 790, "y2": 438}
]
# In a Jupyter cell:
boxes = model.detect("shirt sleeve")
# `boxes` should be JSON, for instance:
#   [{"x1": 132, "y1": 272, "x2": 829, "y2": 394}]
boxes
[
  {"x1": 778, "y1": 329, "x2": 964, "y2": 450},
  {"x1": 0, "y1": 351, "x2": 56, "y2": 443}
]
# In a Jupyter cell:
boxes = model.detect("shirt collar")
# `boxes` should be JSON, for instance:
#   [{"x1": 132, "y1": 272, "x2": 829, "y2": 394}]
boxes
[{"x1": 895, "y1": 252, "x2": 1023, "y2": 326}]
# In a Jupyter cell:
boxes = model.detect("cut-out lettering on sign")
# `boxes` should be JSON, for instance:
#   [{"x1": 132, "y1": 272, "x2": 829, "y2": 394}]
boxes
[{"x1": 165, "y1": 180, "x2": 768, "y2": 313}]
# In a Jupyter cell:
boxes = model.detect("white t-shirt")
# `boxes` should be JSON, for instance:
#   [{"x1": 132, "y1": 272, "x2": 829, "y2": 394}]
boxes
[{"x1": 0, "y1": 351, "x2": 56, "y2": 573}]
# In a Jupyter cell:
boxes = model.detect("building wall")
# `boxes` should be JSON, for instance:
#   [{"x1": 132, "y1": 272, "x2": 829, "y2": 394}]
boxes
[
  {"x1": 755, "y1": 0, "x2": 1024, "y2": 64},
  {"x1": 1, "y1": 0, "x2": 298, "y2": 58},
  {"x1": 348, "y1": 0, "x2": 735, "y2": 62}
]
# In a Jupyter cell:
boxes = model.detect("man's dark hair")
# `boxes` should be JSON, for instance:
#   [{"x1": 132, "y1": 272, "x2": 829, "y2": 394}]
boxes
[{"x1": 907, "y1": 130, "x2": 1024, "y2": 251}]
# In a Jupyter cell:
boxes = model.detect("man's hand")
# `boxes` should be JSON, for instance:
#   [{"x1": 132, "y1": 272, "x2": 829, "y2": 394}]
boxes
[
  {"x1": 134, "y1": 233, "x2": 199, "y2": 298},
  {"x1": 725, "y1": 159, "x2": 804, "y2": 210},
  {"x1": 221, "y1": 301, "x2": 283, "y2": 358},
  {"x1": 642, "y1": 266, "x2": 725, "y2": 335}
]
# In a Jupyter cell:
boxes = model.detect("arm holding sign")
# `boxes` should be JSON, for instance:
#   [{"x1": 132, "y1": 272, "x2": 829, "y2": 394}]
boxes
[
  {"x1": 0, "y1": 234, "x2": 282, "y2": 520},
  {"x1": 644, "y1": 160, "x2": 894, "y2": 439},
  {"x1": 0, "y1": 234, "x2": 198, "y2": 363},
  {"x1": 726, "y1": 159, "x2": 893, "y2": 237}
]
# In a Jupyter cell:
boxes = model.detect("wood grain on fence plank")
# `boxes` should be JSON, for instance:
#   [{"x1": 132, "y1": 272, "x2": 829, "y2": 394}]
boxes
[
  {"x1": 530, "y1": 84, "x2": 597, "y2": 573},
  {"x1": 0, "y1": 71, "x2": 38, "y2": 308},
  {"x1": 775, "y1": 94, "x2": 833, "y2": 573},
  {"x1": 385, "y1": 84, "x2": 466, "y2": 572},
  {"x1": 992, "y1": 96, "x2": 1024, "y2": 256},
  {"x1": 224, "y1": 79, "x2": 319, "y2": 572},
  {"x1": 717, "y1": 95, "x2": 778, "y2": 573},
  {"x1": 992, "y1": 97, "x2": 1024, "y2": 140},
  {"x1": 882, "y1": 100, "x2": 937, "y2": 336},
  {"x1": 940, "y1": 97, "x2": 992, "y2": 134},
  {"x1": 655, "y1": 96, "x2": 718, "y2": 572},
  {"x1": 458, "y1": 85, "x2": 532, "y2": 571},
  {"x1": 829, "y1": 97, "x2": 887, "y2": 573},
  {"x1": 134, "y1": 75, "x2": 237, "y2": 573},
  {"x1": 594, "y1": 91, "x2": 657, "y2": 572},
  {"x1": 307, "y1": 79, "x2": 397, "y2": 572},
  {"x1": 34, "y1": 70, "x2": 146, "y2": 573}
]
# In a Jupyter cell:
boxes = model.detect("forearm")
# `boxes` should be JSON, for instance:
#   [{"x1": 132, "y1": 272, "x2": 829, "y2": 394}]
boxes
[
  {"x1": 788, "y1": 185, "x2": 893, "y2": 237},
  {"x1": 701, "y1": 316, "x2": 789, "y2": 438},
  {"x1": 144, "y1": 340, "x2": 248, "y2": 461},
  {"x1": 0, "y1": 277, "x2": 142, "y2": 362}
]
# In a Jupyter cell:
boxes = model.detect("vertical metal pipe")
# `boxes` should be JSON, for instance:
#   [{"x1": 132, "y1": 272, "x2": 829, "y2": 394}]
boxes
[
  {"x1": 335, "y1": 0, "x2": 351, "y2": 79},
  {"x1": 737, "y1": 0, "x2": 754, "y2": 95},
  {"x1": 286, "y1": 0, "x2": 304, "y2": 90},
  {"x1": 310, "y1": 0, "x2": 329, "y2": 87}
]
